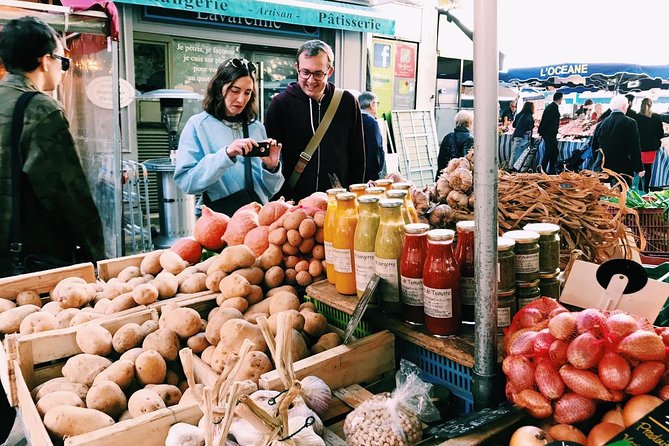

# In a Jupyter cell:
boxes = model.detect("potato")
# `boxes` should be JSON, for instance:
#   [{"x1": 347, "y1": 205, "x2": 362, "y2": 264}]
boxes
[
  {"x1": 205, "y1": 270, "x2": 227, "y2": 292},
  {"x1": 233, "y1": 267, "x2": 264, "y2": 286},
  {"x1": 180, "y1": 272, "x2": 208, "y2": 294},
  {"x1": 301, "y1": 311, "x2": 329, "y2": 338},
  {"x1": 165, "y1": 370, "x2": 180, "y2": 387},
  {"x1": 308, "y1": 259, "x2": 324, "y2": 277},
  {"x1": 298, "y1": 302, "x2": 316, "y2": 313},
  {"x1": 186, "y1": 333, "x2": 210, "y2": 354},
  {"x1": 53, "y1": 308, "x2": 78, "y2": 329},
  {"x1": 159, "y1": 250, "x2": 189, "y2": 275},
  {"x1": 160, "y1": 307, "x2": 201, "y2": 339},
  {"x1": 104, "y1": 291, "x2": 137, "y2": 314},
  {"x1": 19, "y1": 312, "x2": 56, "y2": 335},
  {"x1": 284, "y1": 268, "x2": 297, "y2": 285},
  {"x1": 76, "y1": 324, "x2": 113, "y2": 356},
  {"x1": 140, "y1": 249, "x2": 165, "y2": 275},
  {"x1": 219, "y1": 274, "x2": 251, "y2": 300},
  {"x1": 69, "y1": 311, "x2": 103, "y2": 326},
  {"x1": 282, "y1": 242, "x2": 298, "y2": 256},
  {"x1": 118, "y1": 410, "x2": 132, "y2": 422},
  {"x1": 212, "y1": 319, "x2": 267, "y2": 373},
  {"x1": 56, "y1": 283, "x2": 93, "y2": 309},
  {"x1": 205, "y1": 308, "x2": 242, "y2": 345},
  {"x1": 16, "y1": 290, "x2": 42, "y2": 307},
  {"x1": 266, "y1": 286, "x2": 298, "y2": 299},
  {"x1": 201, "y1": 346, "x2": 215, "y2": 365},
  {"x1": 135, "y1": 350, "x2": 167, "y2": 385},
  {"x1": 118, "y1": 266, "x2": 142, "y2": 283},
  {"x1": 132, "y1": 283, "x2": 159, "y2": 305},
  {"x1": 141, "y1": 319, "x2": 159, "y2": 337},
  {"x1": 264, "y1": 266, "x2": 285, "y2": 289},
  {"x1": 298, "y1": 238, "x2": 315, "y2": 255},
  {"x1": 152, "y1": 271, "x2": 179, "y2": 299},
  {"x1": 220, "y1": 297, "x2": 249, "y2": 313},
  {"x1": 268, "y1": 292, "x2": 300, "y2": 315},
  {"x1": 295, "y1": 271, "x2": 313, "y2": 287},
  {"x1": 231, "y1": 351, "x2": 272, "y2": 384},
  {"x1": 244, "y1": 312, "x2": 269, "y2": 324},
  {"x1": 112, "y1": 323, "x2": 143, "y2": 353},
  {"x1": 143, "y1": 328, "x2": 179, "y2": 361},
  {"x1": 268, "y1": 227, "x2": 287, "y2": 246},
  {"x1": 284, "y1": 256, "x2": 300, "y2": 270},
  {"x1": 144, "y1": 384, "x2": 182, "y2": 406},
  {"x1": 313, "y1": 211, "x2": 326, "y2": 228},
  {"x1": 86, "y1": 381, "x2": 127, "y2": 418},
  {"x1": 36, "y1": 391, "x2": 84, "y2": 418},
  {"x1": 0, "y1": 299, "x2": 17, "y2": 312},
  {"x1": 311, "y1": 332, "x2": 342, "y2": 354},
  {"x1": 127, "y1": 276, "x2": 147, "y2": 288},
  {"x1": 283, "y1": 209, "x2": 307, "y2": 231},
  {"x1": 290, "y1": 329, "x2": 309, "y2": 361},
  {"x1": 314, "y1": 227, "x2": 324, "y2": 244},
  {"x1": 298, "y1": 218, "x2": 317, "y2": 239},
  {"x1": 62, "y1": 354, "x2": 112, "y2": 386},
  {"x1": 100, "y1": 281, "x2": 133, "y2": 301},
  {"x1": 51, "y1": 277, "x2": 86, "y2": 301},
  {"x1": 294, "y1": 260, "x2": 309, "y2": 273},
  {"x1": 127, "y1": 389, "x2": 166, "y2": 418},
  {"x1": 93, "y1": 360, "x2": 135, "y2": 390},
  {"x1": 0, "y1": 304, "x2": 40, "y2": 334},
  {"x1": 44, "y1": 406, "x2": 114, "y2": 438},
  {"x1": 287, "y1": 229, "x2": 303, "y2": 247},
  {"x1": 312, "y1": 245, "x2": 325, "y2": 260},
  {"x1": 175, "y1": 266, "x2": 198, "y2": 286},
  {"x1": 246, "y1": 285, "x2": 264, "y2": 305},
  {"x1": 119, "y1": 347, "x2": 144, "y2": 364},
  {"x1": 257, "y1": 245, "x2": 283, "y2": 270},
  {"x1": 93, "y1": 298, "x2": 111, "y2": 314},
  {"x1": 267, "y1": 310, "x2": 305, "y2": 335},
  {"x1": 196, "y1": 255, "x2": 217, "y2": 274}
]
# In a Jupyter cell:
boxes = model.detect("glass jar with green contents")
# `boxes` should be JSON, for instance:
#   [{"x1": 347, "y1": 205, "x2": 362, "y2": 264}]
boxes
[
  {"x1": 375, "y1": 199, "x2": 405, "y2": 314},
  {"x1": 392, "y1": 182, "x2": 419, "y2": 223},
  {"x1": 539, "y1": 269, "x2": 561, "y2": 299},
  {"x1": 497, "y1": 237, "x2": 516, "y2": 291},
  {"x1": 523, "y1": 223, "x2": 561, "y2": 273},
  {"x1": 497, "y1": 288, "x2": 516, "y2": 333},
  {"x1": 504, "y1": 230, "x2": 540, "y2": 282},
  {"x1": 353, "y1": 195, "x2": 381, "y2": 298},
  {"x1": 517, "y1": 280, "x2": 540, "y2": 309},
  {"x1": 385, "y1": 190, "x2": 411, "y2": 224}
]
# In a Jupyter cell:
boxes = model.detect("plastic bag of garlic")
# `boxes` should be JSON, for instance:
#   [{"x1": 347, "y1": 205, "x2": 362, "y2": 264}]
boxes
[{"x1": 343, "y1": 360, "x2": 440, "y2": 445}]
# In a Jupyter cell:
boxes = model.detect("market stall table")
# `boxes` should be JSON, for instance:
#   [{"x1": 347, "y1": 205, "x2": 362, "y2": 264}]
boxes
[{"x1": 649, "y1": 148, "x2": 669, "y2": 189}]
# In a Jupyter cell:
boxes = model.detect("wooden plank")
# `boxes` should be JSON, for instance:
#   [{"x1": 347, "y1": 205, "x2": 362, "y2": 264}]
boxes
[
  {"x1": 191, "y1": 354, "x2": 217, "y2": 386},
  {"x1": 323, "y1": 427, "x2": 347, "y2": 446},
  {"x1": 149, "y1": 291, "x2": 219, "y2": 317},
  {"x1": 96, "y1": 253, "x2": 148, "y2": 281},
  {"x1": 0, "y1": 263, "x2": 95, "y2": 300},
  {"x1": 306, "y1": 280, "x2": 358, "y2": 314},
  {"x1": 333, "y1": 384, "x2": 374, "y2": 409},
  {"x1": 14, "y1": 358, "x2": 54, "y2": 446},
  {"x1": 259, "y1": 330, "x2": 395, "y2": 391},
  {"x1": 320, "y1": 396, "x2": 353, "y2": 422}
]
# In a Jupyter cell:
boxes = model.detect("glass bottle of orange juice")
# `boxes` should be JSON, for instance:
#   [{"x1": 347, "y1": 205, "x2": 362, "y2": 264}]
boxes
[
  {"x1": 392, "y1": 182, "x2": 419, "y2": 223},
  {"x1": 333, "y1": 192, "x2": 358, "y2": 295},
  {"x1": 349, "y1": 183, "x2": 368, "y2": 197},
  {"x1": 324, "y1": 187, "x2": 346, "y2": 284}
]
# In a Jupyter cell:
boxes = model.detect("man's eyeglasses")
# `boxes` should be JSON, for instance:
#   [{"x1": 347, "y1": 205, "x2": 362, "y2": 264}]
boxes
[
  {"x1": 226, "y1": 58, "x2": 256, "y2": 73},
  {"x1": 297, "y1": 68, "x2": 329, "y2": 81},
  {"x1": 51, "y1": 54, "x2": 70, "y2": 72}
]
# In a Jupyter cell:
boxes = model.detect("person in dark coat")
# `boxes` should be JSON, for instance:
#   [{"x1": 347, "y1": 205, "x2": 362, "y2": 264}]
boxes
[
  {"x1": 509, "y1": 101, "x2": 535, "y2": 169},
  {"x1": 633, "y1": 97, "x2": 665, "y2": 191},
  {"x1": 436, "y1": 110, "x2": 474, "y2": 180},
  {"x1": 500, "y1": 101, "x2": 516, "y2": 127},
  {"x1": 575, "y1": 99, "x2": 593, "y2": 117},
  {"x1": 265, "y1": 40, "x2": 365, "y2": 201},
  {"x1": 592, "y1": 95, "x2": 644, "y2": 184},
  {"x1": 538, "y1": 91, "x2": 563, "y2": 174},
  {"x1": 598, "y1": 94, "x2": 637, "y2": 122},
  {"x1": 358, "y1": 91, "x2": 385, "y2": 182}
]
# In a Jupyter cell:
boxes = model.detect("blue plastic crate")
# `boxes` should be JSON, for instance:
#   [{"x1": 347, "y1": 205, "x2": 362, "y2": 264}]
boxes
[
  {"x1": 303, "y1": 295, "x2": 373, "y2": 339},
  {"x1": 396, "y1": 337, "x2": 474, "y2": 414}
]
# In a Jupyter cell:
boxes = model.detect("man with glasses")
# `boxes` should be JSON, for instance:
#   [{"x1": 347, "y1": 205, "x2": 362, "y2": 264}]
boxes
[
  {"x1": 358, "y1": 91, "x2": 385, "y2": 181},
  {"x1": 265, "y1": 39, "x2": 365, "y2": 200}
]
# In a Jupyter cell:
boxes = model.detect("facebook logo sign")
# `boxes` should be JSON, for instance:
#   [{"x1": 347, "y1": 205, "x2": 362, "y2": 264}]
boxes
[{"x1": 374, "y1": 44, "x2": 391, "y2": 68}]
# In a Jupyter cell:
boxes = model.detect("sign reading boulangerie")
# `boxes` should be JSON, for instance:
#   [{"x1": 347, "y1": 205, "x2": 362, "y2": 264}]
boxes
[{"x1": 171, "y1": 39, "x2": 239, "y2": 95}]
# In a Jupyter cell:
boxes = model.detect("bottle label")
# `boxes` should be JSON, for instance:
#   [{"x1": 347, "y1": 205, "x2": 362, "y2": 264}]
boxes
[
  {"x1": 460, "y1": 276, "x2": 476, "y2": 305},
  {"x1": 354, "y1": 250, "x2": 375, "y2": 292},
  {"x1": 497, "y1": 306, "x2": 511, "y2": 327},
  {"x1": 375, "y1": 257, "x2": 399, "y2": 302},
  {"x1": 401, "y1": 276, "x2": 423, "y2": 306},
  {"x1": 324, "y1": 241, "x2": 334, "y2": 265},
  {"x1": 423, "y1": 286, "x2": 453, "y2": 319},
  {"x1": 333, "y1": 248, "x2": 353, "y2": 273},
  {"x1": 518, "y1": 296, "x2": 538, "y2": 309},
  {"x1": 516, "y1": 253, "x2": 539, "y2": 273}
]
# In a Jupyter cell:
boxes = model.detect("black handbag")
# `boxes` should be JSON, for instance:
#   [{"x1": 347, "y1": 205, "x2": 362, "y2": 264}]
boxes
[
  {"x1": 202, "y1": 121, "x2": 261, "y2": 216},
  {"x1": 9, "y1": 91, "x2": 72, "y2": 275}
]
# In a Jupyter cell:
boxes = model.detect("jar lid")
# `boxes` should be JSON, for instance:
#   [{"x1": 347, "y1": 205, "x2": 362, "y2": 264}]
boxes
[
  {"x1": 523, "y1": 223, "x2": 560, "y2": 235},
  {"x1": 386, "y1": 190, "x2": 408, "y2": 199},
  {"x1": 349, "y1": 183, "x2": 368, "y2": 191},
  {"x1": 327, "y1": 187, "x2": 346, "y2": 196},
  {"x1": 391, "y1": 182, "x2": 412, "y2": 190},
  {"x1": 456, "y1": 220, "x2": 475, "y2": 232},
  {"x1": 379, "y1": 198, "x2": 403, "y2": 208},
  {"x1": 517, "y1": 279, "x2": 540, "y2": 288},
  {"x1": 498, "y1": 236, "x2": 516, "y2": 250},
  {"x1": 336, "y1": 192, "x2": 356, "y2": 201},
  {"x1": 365, "y1": 187, "x2": 385, "y2": 194},
  {"x1": 357, "y1": 195, "x2": 380, "y2": 204},
  {"x1": 503, "y1": 230, "x2": 540, "y2": 243},
  {"x1": 404, "y1": 223, "x2": 430, "y2": 234},
  {"x1": 375, "y1": 179, "x2": 393, "y2": 186},
  {"x1": 497, "y1": 288, "x2": 516, "y2": 298},
  {"x1": 427, "y1": 229, "x2": 455, "y2": 241},
  {"x1": 539, "y1": 269, "x2": 561, "y2": 279}
]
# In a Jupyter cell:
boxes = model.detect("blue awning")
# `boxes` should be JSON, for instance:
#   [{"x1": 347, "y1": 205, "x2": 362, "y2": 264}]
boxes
[{"x1": 114, "y1": 0, "x2": 395, "y2": 35}]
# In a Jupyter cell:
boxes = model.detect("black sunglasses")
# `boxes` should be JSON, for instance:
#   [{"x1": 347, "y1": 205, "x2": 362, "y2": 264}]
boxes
[
  {"x1": 226, "y1": 58, "x2": 256, "y2": 73},
  {"x1": 51, "y1": 53, "x2": 70, "y2": 72}
]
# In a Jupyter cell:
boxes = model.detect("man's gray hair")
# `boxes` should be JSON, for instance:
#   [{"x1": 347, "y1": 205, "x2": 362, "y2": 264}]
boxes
[
  {"x1": 609, "y1": 95, "x2": 629, "y2": 113},
  {"x1": 358, "y1": 91, "x2": 377, "y2": 110},
  {"x1": 296, "y1": 40, "x2": 334, "y2": 65},
  {"x1": 454, "y1": 110, "x2": 473, "y2": 127}
]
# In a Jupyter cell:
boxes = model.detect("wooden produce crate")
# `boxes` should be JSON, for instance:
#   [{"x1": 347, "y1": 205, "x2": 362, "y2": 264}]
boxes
[{"x1": 96, "y1": 253, "x2": 147, "y2": 282}]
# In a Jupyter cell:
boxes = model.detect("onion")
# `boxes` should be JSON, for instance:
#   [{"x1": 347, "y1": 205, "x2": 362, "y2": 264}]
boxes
[
  {"x1": 533, "y1": 329, "x2": 555, "y2": 355},
  {"x1": 626, "y1": 361, "x2": 665, "y2": 395},
  {"x1": 586, "y1": 422, "x2": 623, "y2": 446},
  {"x1": 517, "y1": 307, "x2": 545, "y2": 329},
  {"x1": 622, "y1": 395, "x2": 663, "y2": 427},
  {"x1": 658, "y1": 384, "x2": 669, "y2": 400},
  {"x1": 617, "y1": 330, "x2": 666, "y2": 361},
  {"x1": 605, "y1": 313, "x2": 638, "y2": 340},
  {"x1": 509, "y1": 330, "x2": 539, "y2": 356},
  {"x1": 505, "y1": 328, "x2": 534, "y2": 355},
  {"x1": 548, "y1": 312, "x2": 577, "y2": 341},
  {"x1": 513, "y1": 389, "x2": 552, "y2": 419},
  {"x1": 509, "y1": 426, "x2": 551, "y2": 446},
  {"x1": 601, "y1": 406, "x2": 624, "y2": 426},
  {"x1": 502, "y1": 355, "x2": 535, "y2": 391},
  {"x1": 547, "y1": 424, "x2": 587, "y2": 444},
  {"x1": 235, "y1": 202, "x2": 262, "y2": 214},
  {"x1": 194, "y1": 205, "x2": 230, "y2": 251},
  {"x1": 549, "y1": 339, "x2": 569, "y2": 366},
  {"x1": 298, "y1": 192, "x2": 328, "y2": 210},
  {"x1": 576, "y1": 308, "x2": 606, "y2": 336},
  {"x1": 559, "y1": 365, "x2": 613, "y2": 401},
  {"x1": 598, "y1": 352, "x2": 631, "y2": 390},
  {"x1": 567, "y1": 332, "x2": 604, "y2": 369},
  {"x1": 553, "y1": 393, "x2": 596, "y2": 424},
  {"x1": 535, "y1": 358, "x2": 564, "y2": 400}
]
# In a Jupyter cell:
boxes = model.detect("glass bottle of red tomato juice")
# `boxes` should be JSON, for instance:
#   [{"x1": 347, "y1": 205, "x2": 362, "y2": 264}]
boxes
[
  {"x1": 423, "y1": 229, "x2": 461, "y2": 337},
  {"x1": 400, "y1": 223, "x2": 430, "y2": 325},
  {"x1": 454, "y1": 220, "x2": 475, "y2": 325}
]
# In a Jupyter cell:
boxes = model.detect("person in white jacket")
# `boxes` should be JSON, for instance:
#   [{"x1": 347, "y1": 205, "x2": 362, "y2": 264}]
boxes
[{"x1": 174, "y1": 58, "x2": 284, "y2": 216}]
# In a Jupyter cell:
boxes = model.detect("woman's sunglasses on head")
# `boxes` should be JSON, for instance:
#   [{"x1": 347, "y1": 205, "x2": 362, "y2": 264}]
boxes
[{"x1": 226, "y1": 58, "x2": 256, "y2": 73}]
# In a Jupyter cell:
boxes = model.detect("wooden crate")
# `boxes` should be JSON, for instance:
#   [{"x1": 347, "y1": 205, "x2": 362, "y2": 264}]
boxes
[{"x1": 96, "y1": 253, "x2": 148, "y2": 282}]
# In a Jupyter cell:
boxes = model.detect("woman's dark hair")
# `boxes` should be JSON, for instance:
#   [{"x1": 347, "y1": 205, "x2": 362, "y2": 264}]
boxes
[
  {"x1": 521, "y1": 101, "x2": 534, "y2": 114},
  {"x1": 203, "y1": 58, "x2": 258, "y2": 122},
  {"x1": 0, "y1": 16, "x2": 59, "y2": 74}
]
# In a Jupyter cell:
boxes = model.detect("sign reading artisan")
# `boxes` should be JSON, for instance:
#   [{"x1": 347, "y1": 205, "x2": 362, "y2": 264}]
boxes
[{"x1": 114, "y1": 0, "x2": 395, "y2": 35}]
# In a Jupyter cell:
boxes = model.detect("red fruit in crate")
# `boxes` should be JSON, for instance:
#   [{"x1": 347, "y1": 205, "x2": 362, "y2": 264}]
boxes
[
  {"x1": 502, "y1": 355, "x2": 535, "y2": 391},
  {"x1": 194, "y1": 205, "x2": 230, "y2": 251},
  {"x1": 513, "y1": 389, "x2": 553, "y2": 419},
  {"x1": 533, "y1": 329, "x2": 555, "y2": 355},
  {"x1": 559, "y1": 365, "x2": 613, "y2": 401},
  {"x1": 517, "y1": 307, "x2": 545, "y2": 329},
  {"x1": 509, "y1": 330, "x2": 539, "y2": 356},
  {"x1": 618, "y1": 330, "x2": 666, "y2": 361},
  {"x1": 553, "y1": 393, "x2": 596, "y2": 424},
  {"x1": 549, "y1": 339, "x2": 569, "y2": 366},
  {"x1": 576, "y1": 308, "x2": 606, "y2": 336},
  {"x1": 535, "y1": 358, "x2": 564, "y2": 400},
  {"x1": 626, "y1": 361, "x2": 665, "y2": 395},
  {"x1": 548, "y1": 312, "x2": 576, "y2": 341},
  {"x1": 567, "y1": 332, "x2": 604, "y2": 369},
  {"x1": 598, "y1": 352, "x2": 631, "y2": 390},
  {"x1": 170, "y1": 238, "x2": 203, "y2": 265}
]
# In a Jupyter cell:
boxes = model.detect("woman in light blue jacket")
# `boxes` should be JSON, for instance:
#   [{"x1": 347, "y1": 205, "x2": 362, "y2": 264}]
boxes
[{"x1": 175, "y1": 58, "x2": 284, "y2": 216}]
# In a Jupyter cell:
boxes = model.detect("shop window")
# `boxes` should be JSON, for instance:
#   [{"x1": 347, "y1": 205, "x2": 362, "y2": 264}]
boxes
[{"x1": 134, "y1": 41, "x2": 166, "y2": 93}]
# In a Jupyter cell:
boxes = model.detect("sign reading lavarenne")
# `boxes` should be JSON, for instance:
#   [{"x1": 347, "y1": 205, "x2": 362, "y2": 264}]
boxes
[
  {"x1": 539, "y1": 64, "x2": 589, "y2": 78},
  {"x1": 115, "y1": 0, "x2": 395, "y2": 35}
]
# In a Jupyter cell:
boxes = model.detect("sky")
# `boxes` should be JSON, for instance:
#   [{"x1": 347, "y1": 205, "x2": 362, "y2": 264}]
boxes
[{"x1": 444, "y1": 0, "x2": 669, "y2": 69}]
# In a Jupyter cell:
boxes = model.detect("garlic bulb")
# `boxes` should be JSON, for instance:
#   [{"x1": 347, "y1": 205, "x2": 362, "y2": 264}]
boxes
[
  {"x1": 165, "y1": 423, "x2": 204, "y2": 446},
  {"x1": 249, "y1": 389, "x2": 281, "y2": 417},
  {"x1": 289, "y1": 400, "x2": 324, "y2": 435},
  {"x1": 270, "y1": 416, "x2": 325, "y2": 446},
  {"x1": 300, "y1": 376, "x2": 331, "y2": 417},
  {"x1": 229, "y1": 417, "x2": 265, "y2": 446}
]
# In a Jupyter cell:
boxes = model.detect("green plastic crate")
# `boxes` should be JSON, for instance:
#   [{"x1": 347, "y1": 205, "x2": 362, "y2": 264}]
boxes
[{"x1": 303, "y1": 295, "x2": 374, "y2": 338}]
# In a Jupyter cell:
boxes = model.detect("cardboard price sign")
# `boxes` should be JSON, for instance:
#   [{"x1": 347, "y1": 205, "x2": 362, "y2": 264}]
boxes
[{"x1": 609, "y1": 400, "x2": 669, "y2": 445}]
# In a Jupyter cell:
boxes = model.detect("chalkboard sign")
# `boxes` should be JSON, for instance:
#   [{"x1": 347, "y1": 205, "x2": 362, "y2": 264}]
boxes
[
  {"x1": 171, "y1": 39, "x2": 239, "y2": 95},
  {"x1": 609, "y1": 399, "x2": 669, "y2": 445},
  {"x1": 343, "y1": 274, "x2": 379, "y2": 344},
  {"x1": 425, "y1": 403, "x2": 517, "y2": 439}
]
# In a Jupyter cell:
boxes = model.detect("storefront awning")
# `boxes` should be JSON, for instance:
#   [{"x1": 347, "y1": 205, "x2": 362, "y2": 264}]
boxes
[{"x1": 114, "y1": 0, "x2": 395, "y2": 35}]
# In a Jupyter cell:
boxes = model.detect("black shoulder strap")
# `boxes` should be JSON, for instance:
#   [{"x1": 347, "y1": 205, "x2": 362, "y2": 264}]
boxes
[
  {"x1": 242, "y1": 121, "x2": 254, "y2": 194},
  {"x1": 10, "y1": 91, "x2": 39, "y2": 263}
]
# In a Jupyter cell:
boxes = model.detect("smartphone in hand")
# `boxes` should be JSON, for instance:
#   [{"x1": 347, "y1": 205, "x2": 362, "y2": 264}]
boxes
[{"x1": 244, "y1": 141, "x2": 270, "y2": 157}]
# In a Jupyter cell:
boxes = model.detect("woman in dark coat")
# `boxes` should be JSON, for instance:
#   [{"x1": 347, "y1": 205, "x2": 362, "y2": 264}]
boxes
[
  {"x1": 633, "y1": 98, "x2": 664, "y2": 191},
  {"x1": 436, "y1": 110, "x2": 474, "y2": 180}
]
